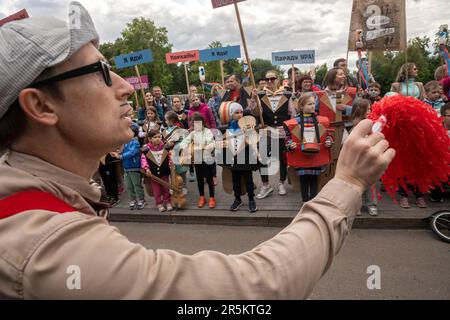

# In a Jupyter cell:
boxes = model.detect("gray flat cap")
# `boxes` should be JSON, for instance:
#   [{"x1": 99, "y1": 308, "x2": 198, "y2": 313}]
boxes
[{"x1": 0, "y1": 1, "x2": 99, "y2": 119}]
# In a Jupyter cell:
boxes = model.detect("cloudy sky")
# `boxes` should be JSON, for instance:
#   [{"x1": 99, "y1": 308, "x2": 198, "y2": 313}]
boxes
[{"x1": 0, "y1": 0, "x2": 447, "y2": 73}]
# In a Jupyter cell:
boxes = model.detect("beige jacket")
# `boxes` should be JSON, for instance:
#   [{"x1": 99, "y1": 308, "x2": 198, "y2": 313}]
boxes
[{"x1": 0, "y1": 150, "x2": 361, "y2": 299}]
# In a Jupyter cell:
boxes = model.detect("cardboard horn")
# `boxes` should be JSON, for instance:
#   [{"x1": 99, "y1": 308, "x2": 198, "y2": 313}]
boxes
[{"x1": 238, "y1": 115, "x2": 256, "y2": 131}]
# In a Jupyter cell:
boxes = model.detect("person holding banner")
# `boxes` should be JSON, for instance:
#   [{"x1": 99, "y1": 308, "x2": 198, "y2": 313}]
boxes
[
  {"x1": 0, "y1": 2, "x2": 396, "y2": 299},
  {"x1": 254, "y1": 70, "x2": 296, "y2": 199},
  {"x1": 390, "y1": 63, "x2": 425, "y2": 100}
]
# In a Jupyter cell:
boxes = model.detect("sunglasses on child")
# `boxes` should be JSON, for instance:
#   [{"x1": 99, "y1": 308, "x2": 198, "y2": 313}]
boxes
[{"x1": 28, "y1": 61, "x2": 113, "y2": 88}]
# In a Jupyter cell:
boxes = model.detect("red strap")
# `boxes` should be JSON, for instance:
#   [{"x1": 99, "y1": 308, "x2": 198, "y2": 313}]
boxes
[{"x1": 0, "y1": 191, "x2": 77, "y2": 219}]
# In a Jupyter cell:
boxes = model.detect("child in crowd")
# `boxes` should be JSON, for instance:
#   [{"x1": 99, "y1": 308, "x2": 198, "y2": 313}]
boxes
[
  {"x1": 285, "y1": 94, "x2": 333, "y2": 203},
  {"x1": 367, "y1": 82, "x2": 382, "y2": 105},
  {"x1": 350, "y1": 98, "x2": 380, "y2": 216},
  {"x1": 424, "y1": 81, "x2": 445, "y2": 116},
  {"x1": 220, "y1": 103, "x2": 259, "y2": 213},
  {"x1": 180, "y1": 112, "x2": 216, "y2": 208},
  {"x1": 164, "y1": 110, "x2": 184, "y2": 132},
  {"x1": 188, "y1": 94, "x2": 218, "y2": 185},
  {"x1": 164, "y1": 111, "x2": 188, "y2": 195},
  {"x1": 141, "y1": 129, "x2": 172, "y2": 212},
  {"x1": 172, "y1": 96, "x2": 195, "y2": 181},
  {"x1": 139, "y1": 106, "x2": 162, "y2": 145},
  {"x1": 113, "y1": 123, "x2": 145, "y2": 210}
]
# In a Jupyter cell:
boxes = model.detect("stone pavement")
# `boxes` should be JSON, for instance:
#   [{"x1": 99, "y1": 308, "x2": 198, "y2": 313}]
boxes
[{"x1": 109, "y1": 166, "x2": 449, "y2": 229}]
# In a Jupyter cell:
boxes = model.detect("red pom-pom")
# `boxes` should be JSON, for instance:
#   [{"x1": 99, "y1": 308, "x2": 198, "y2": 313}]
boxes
[{"x1": 367, "y1": 95, "x2": 450, "y2": 198}]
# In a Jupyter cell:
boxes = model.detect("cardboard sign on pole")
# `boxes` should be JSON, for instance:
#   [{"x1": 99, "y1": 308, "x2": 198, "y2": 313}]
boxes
[
  {"x1": 348, "y1": 0, "x2": 406, "y2": 52},
  {"x1": 271, "y1": 50, "x2": 316, "y2": 65},
  {"x1": 199, "y1": 45, "x2": 241, "y2": 62},
  {"x1": 0, "y1": 9, "x2": 29, "y2": 27},
  {"x1": 211, "y1": 0, "x2": 245, "y2": 9},
  {"x1": 184, "y1": 63, "x2": 191, "y2": 95},
  {"x1": 165, "y1": 50, "x2": 200, "y2": 64},
  {"x1": 124, "y1": 75, "x2": 149, "y2": 90},
  {"x1": 114, "y1": 49, "x2": 153, "y2": 69}
]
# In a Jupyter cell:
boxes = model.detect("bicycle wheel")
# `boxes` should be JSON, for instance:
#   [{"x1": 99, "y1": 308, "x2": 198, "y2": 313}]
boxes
[{"x1": 430, "y1": 211, "x2": 450, "y2": 243}]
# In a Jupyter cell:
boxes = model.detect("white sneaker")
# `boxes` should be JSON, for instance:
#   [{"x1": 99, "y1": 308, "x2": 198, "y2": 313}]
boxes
[
  {"x1": 129, "y1": 200, "x2": 136, "y2": 210},
  {"x1": 278, "y1": 182, "x2": 287, "y2": 196},
  {"x1": 356, "y1": 211, "x2": 362, "y2": 216},
  {"x1": 136, "y1": 200, "x2": 145, "y2": 210},
  {"x1": 157, "y1": 205, "x2": 166, "y2": 212},
  {"x1": 166, "y1": 204, "x2": 174, "y2": 212},
  {"x1": 256, "y1": 185, "x2": 273, "y2": 199},
  {"x1": 368, "y1": 206, "x2": 378, "y2": 216}
]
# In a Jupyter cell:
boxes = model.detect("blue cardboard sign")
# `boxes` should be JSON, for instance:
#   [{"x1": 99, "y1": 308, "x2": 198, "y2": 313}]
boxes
[
  {"x1": 199, "y1": 45, "x2": 241, "y2": 62},
  {"x1": 114, "y1": 49, "x2": 153, "y2": 69},
  {"x1": 271, "y1": 50, "x2": 315, "y2": 65}
]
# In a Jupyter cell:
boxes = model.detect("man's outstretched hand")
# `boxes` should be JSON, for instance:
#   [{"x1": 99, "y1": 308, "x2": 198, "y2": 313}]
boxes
[{"x1": 335, "y1": 119, "x2": 396, "y2": 193}]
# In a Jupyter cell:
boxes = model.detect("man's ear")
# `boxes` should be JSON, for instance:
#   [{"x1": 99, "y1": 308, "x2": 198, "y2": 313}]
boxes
[{"x1": 18, "y1": 89, "x2": 59, "y2": 126}]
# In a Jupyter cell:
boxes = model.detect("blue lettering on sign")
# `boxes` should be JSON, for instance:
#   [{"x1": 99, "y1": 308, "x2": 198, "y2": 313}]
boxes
[
  {"x1": 199, "y1": 45, "x2": 241, "y2": 62},
  {"x1": 271, "y1": 50, "x2": 315, "y2": 65},
  {"x1": 114, "y1": 49, "x2": 154, "y2": 69}
]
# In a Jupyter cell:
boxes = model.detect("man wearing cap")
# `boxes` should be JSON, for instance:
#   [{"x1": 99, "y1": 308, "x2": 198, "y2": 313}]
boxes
[{"x1": 0, "y1": 2, "x2": 395, "y2": 299}]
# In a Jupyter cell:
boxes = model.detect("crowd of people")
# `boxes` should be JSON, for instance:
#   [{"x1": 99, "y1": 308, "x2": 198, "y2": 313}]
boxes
[
  {"x1": 98, "y1": 58, "x2": 450, "y2": 215},
  {"x1": 0, "y1": 1, "x2": 432, "y2": 299}
]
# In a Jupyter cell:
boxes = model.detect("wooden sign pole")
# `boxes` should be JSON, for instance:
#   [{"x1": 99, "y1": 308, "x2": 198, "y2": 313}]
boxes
[
  {"x1": 133, "y1": 91, "x2": 139, "y2": 111},
  {"x1": 134, "y1": 65, "x2": 148, "y2": 109},
  {"x1": 232, "y1": 0, "x2": 265, "y2": 127},
  {"x1": 291, "y1": 64, "x2": 296, "y2": 93},
  {"x1": 233, "y1": 1, "x2": 255, "y2": 87},
  {"x1": 220, "y1": 60, "x2": 225, "y2": 86},
  {"x1": 184, "y1": 63, "x2": 191, "y2": 95}
]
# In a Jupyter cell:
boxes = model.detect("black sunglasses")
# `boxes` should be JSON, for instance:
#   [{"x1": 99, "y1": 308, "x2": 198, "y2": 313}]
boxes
[
  {"x1": 265, "y1": 77, "x2": 277, "y2": 81},
  {"x1": 29, "y1": 61, "x2": 112, "y2": 88}
]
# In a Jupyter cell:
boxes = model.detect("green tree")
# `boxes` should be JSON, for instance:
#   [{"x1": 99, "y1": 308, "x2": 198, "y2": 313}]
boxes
[
  {"x1": 249, "y1": 58, "x2": 282, "y2": 83},
  {"x1": 99, "y1": 17, "x2": 174, "y2": 95},
  {"x1": 314, "y1": 63, "x2": 328, "y2": 88}
]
